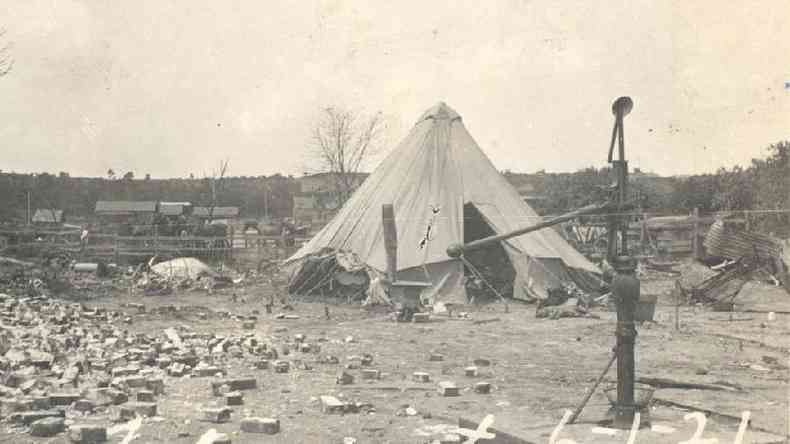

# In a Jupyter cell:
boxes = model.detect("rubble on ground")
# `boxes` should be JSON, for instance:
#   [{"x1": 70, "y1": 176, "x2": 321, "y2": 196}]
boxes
[
  {"x1": 288, "y1": 250, "x2": 371, "y2": 301},
  {"x1": 0, "y1": 254, "x2": 278, "y2": 301},
  {"x1": 0, "y1": 290, "x2": 375, "y2": 440}
]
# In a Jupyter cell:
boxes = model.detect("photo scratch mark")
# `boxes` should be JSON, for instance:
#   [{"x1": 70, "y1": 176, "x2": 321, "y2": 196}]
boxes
[{"x1": 418, "y1": 205, "x2": 441, "y2": 250}]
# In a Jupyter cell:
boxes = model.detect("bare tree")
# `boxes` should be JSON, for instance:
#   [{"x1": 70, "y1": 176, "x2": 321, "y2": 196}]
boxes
[
  {"x1": 311, "y1": 106, "x2": 384, "y2": 205},
  {"x1": 205, "y1": 158, "x2": 230, "y2": 220},
  {"x1": 0, "y1": 28, "x2": 13, "y2": 78}
]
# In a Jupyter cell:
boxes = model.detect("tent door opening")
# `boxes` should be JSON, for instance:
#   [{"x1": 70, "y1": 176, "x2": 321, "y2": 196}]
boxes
[{"x1": 462, "y1": 203, "x2": 516, "y2": 300}]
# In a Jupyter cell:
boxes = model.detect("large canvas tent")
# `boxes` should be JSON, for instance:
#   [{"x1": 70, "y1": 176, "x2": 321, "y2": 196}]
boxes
[{"x1": 287, "y1": 102, "x2": 601, "y2": 303}]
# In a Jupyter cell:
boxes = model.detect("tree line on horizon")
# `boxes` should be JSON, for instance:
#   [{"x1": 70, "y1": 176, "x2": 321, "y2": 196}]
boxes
[{"x1": 0, "y1": 141, "x2": 786, "y2": 235}]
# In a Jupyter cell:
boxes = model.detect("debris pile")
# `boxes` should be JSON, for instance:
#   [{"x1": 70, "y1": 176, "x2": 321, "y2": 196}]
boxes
[
  {"x1": 0, "y1": 292, "x2": 295, "y2": 440},
  {"x1": 135, "y1": 257, "x2": 233, "y2": 295},
  {"x1": 288, "y1": 251, "x2": 370, "y2": 300},
  {"x1": 535, "y1": 283, "x2": 597, "y2": 319},
  {"x1": 0, "y1": 288, "x2": 435, "y2": 440}
]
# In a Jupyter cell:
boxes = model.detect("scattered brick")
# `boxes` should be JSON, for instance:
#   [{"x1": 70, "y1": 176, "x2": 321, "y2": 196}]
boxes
[
  {"x1": 120, "y1": 402, "x2": 157, "y2": 419},
  {"x1": 438, "y1": 433, "x2": 463, "y2": 443},
  {"x1": 437, "y1": 381, "x2": 459, "y2": 397},
  {"x1": 240, "y1": 417, "x2": 280, "y2": 434},
  {"x1": 320, "y1": 355, "x2": 340, "y2": 364},
  {"x1": 210, "y1": 377, "x2": 257, "y2": 396},
  {"x1": 68, "y1": 424, "x2": 107, "y2": 444},
  {"x1": 72, "y1": 399, "x2": 96, "y2": 413},
  {"x1": 111, "y1": 366, "x2": 139, "y2": 378},
  {"x1": 136, "y1": 390, "x2": 155, "y2": 402},
  {"x1": 473, "y1": 358, "x2": 491, "y2": 367},
  {"x1": 146, "y1": 378, "x2": 165, "y2": 395},
  {"x1": 412, "y1": 372, "x2": 431, "y2": 383},
  {"x1": 156, "y1": 357, "x2": 172, "y2": 369},
  {"x1": 336, "y1": 371, "x2": 354, "y2": 385},
  {"x1": 11, "y1": 409, "x2": 65, "y2": 425},
  {"x1": 474, "y1": 381, "x2": 492, "y2": 394},
  {"x1": 30, "y1": 416, "x2": 65, "y2": 437},
  {"x1": 273, "y1": 360, "x2": 290, "y2": 373},
  {"x1": 202, "y1": 406, "x2": 232, "y2": 423},
  {"x1": 122, "y1": 375, "x2": 147, "y2": 388},
  {"x1": 320, "y1": 395, "x2": 346, "y2": 414},
  {"x1": 86, "y1": 388, "x2": 127, "y2": 406},
  {"x1": 193, "y1": 365, "x2": 224, "y2": 377},
  {"x1": 167, "y1": 362, "x2": 186, "y2": 376},
  {"x1": 224, "y1": 391, "x2": 243, "y2": 406},
  {"x1": 49, "y1": 392, "x2": 81, "y2": 406},
  {"x1": 361, "y1": 369, "x2": 380, "y2": 380},
  {"x1": 32, "y1": 396, "x2": 51, "y2": 410}
]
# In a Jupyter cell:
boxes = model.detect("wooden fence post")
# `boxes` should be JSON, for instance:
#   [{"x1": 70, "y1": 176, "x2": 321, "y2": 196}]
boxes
[
  {"x1": 114, "y1": 234, "x2": 120, "y2": 264},
  {"x1": 153, "y1": 225, "x2": 159, "y2": 257},
  {"x1": 640, "y1": 212, "x2": 647, "y2": 252}
]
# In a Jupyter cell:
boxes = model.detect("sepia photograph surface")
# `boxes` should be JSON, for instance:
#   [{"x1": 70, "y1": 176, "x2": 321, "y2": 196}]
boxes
[{"x1": 0, "y1": 1, "x2": 787, "y2": 443}]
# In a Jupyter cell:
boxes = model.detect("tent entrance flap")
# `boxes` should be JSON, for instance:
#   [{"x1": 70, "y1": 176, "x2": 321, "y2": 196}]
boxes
[
  {"x1": 471, "y1": 202, "x2": 602, "y2": 301},
  {"x1": 462, "y1": 203, "x2": 516, "y2": 300}
]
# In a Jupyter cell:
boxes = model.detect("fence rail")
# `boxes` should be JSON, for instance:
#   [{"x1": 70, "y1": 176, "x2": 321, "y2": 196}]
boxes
[{"x1": 1, "y1": 230, "x2": 308, "y2": 263}]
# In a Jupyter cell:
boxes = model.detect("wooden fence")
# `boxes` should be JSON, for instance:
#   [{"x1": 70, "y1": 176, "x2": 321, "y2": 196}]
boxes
[
  {"x1": 561, "y1": 208, "x2": 749, "y2": 259},
  {"x1": 0, "y1": 228, "x2": 307, "y2": 264}
]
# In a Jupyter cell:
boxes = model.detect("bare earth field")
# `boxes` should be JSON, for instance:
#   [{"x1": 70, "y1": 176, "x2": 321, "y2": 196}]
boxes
[{"x1": 1, "y1": 273, "x2": 788, "y2": 444}]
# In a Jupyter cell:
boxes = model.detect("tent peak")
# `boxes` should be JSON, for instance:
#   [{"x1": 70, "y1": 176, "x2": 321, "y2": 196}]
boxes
[{"x1": 419, "y1": 102, "x2": 461, "y2": 123}]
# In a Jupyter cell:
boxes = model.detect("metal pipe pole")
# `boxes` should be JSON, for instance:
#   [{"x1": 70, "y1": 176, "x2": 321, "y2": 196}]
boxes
[
  {"x1": 447, "y1": 202, "x2": 612, "y2": 258},
  {"x1": 609, "y1": 96, "x2": 640, "y2": 429},
  {"x1": 612, "y1": 256, "x2": 639, "y2": 428}
]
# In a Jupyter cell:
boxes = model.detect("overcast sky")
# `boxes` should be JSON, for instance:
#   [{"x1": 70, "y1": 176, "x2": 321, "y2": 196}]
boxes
[{"x1": 1, "y1": 0, "x2": 787, "y2": 179}]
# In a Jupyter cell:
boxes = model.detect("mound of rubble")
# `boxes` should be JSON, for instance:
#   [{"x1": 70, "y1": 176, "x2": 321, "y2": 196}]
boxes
[{"x1": 0, "y1": 292, "x2": 308, "y2": 441}]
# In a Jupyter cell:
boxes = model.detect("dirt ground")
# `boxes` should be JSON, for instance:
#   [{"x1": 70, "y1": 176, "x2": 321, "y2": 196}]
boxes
[{"x1": 1, "y1": 269, "x2": 788, "y2": 444}]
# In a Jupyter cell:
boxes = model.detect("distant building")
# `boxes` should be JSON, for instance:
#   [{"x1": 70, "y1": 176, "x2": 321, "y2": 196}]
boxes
[
  {"x1": 192, "y1": 206, "x2": 240, "y2": 220},
  {"x1": 159, "y1": 202, "x2": 192, "y2": 217},
  {"x1": 95, "y1": 201, "x2": 158, "y2": 216},
  {"x1": 32, "y1": 209, "x2": 65, "y2": 225},
  {"x1": 95, "y1": 201, "x2": 158, "y2": 223}
]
